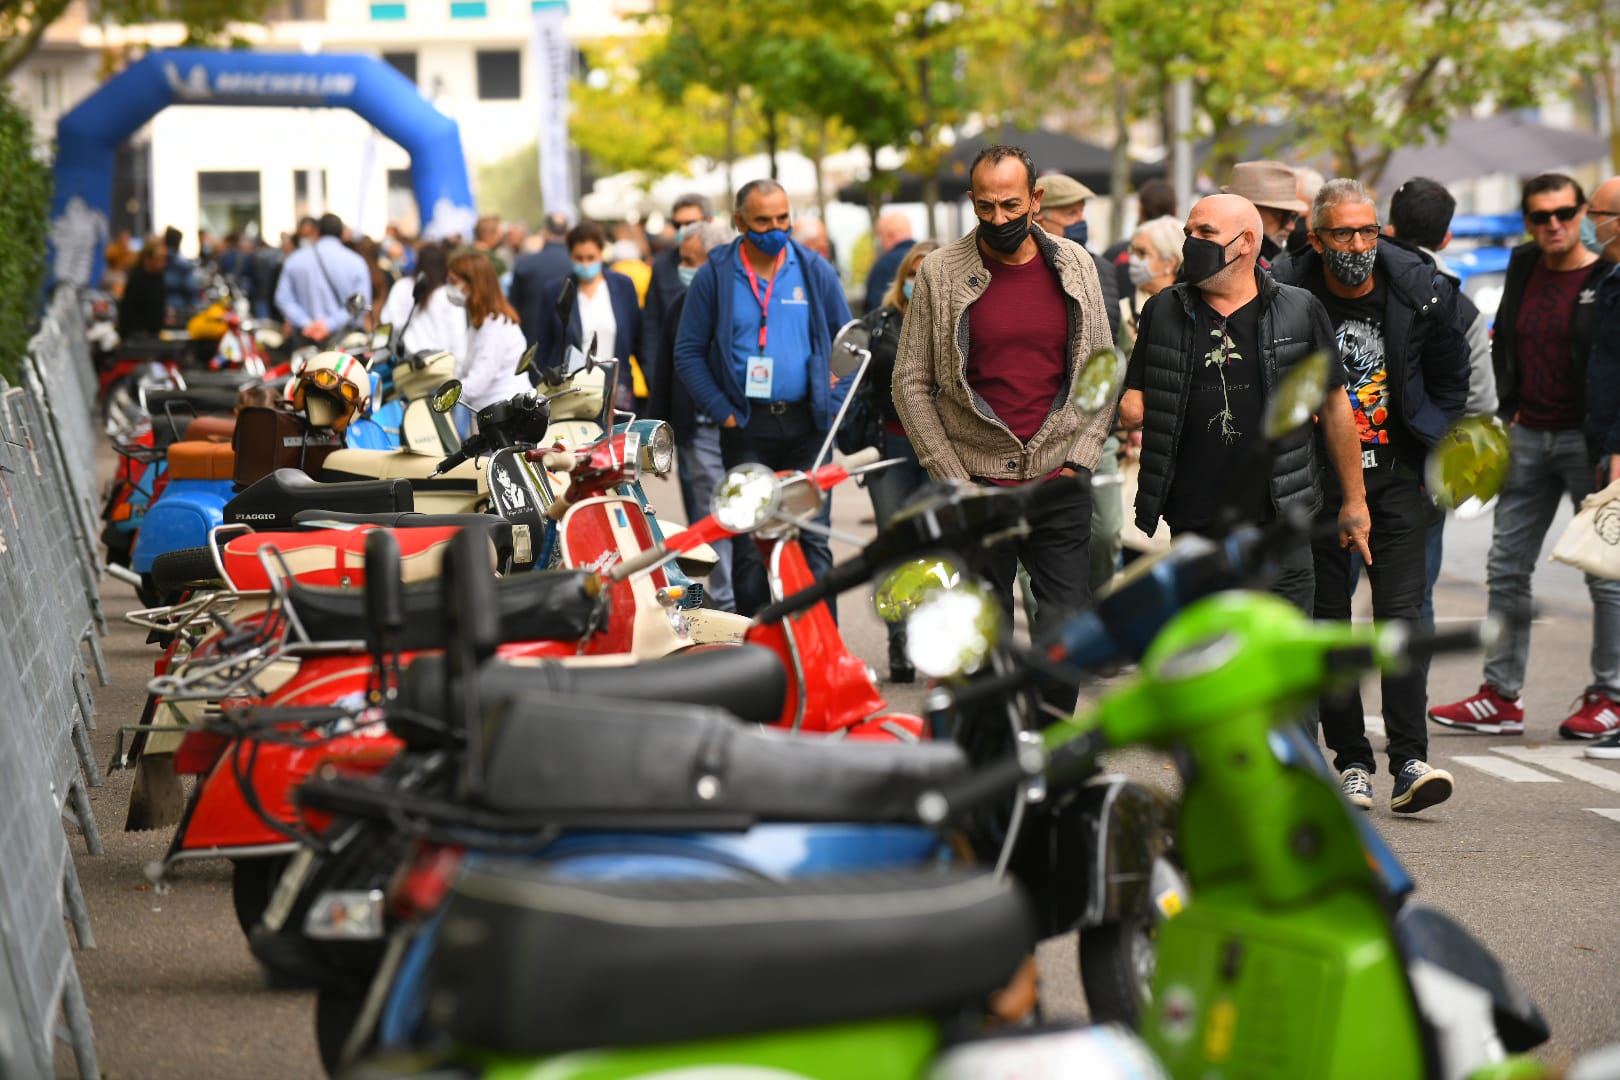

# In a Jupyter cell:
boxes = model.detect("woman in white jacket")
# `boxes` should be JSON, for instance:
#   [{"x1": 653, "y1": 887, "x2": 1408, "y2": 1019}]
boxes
[
  {"x1": 377, "y1": 243, "x2": 468, "y2": 361},
  {"x1": 445, "y1": 250, "x2": 531, "y2": 413}
]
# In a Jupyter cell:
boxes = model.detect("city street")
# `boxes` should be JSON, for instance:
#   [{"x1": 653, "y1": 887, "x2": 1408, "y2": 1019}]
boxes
[{"x1": 62, "y1": 459, "x2": 1620, "y2": 1078}]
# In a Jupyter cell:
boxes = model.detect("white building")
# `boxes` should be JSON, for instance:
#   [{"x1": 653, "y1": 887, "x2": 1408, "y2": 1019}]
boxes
[{"x1": 7, "y1": 0, "x2": 646, "y2": 252}]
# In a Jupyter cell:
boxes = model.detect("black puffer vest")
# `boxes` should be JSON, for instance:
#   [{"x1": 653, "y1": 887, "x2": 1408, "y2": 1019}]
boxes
[{"x1": 1135, "y1": 269, "x2": 1326, "y2": 534}]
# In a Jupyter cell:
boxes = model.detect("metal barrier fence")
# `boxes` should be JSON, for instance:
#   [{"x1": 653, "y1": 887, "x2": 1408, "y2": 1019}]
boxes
[{"x1": 0, "y1": 286, "x2": 106, "y2": 1079}]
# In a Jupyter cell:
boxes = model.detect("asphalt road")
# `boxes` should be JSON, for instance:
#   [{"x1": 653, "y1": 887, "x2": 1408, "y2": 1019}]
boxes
[{"x1": 59, "y1": 458, "x2": 1620, "y2": 1077}]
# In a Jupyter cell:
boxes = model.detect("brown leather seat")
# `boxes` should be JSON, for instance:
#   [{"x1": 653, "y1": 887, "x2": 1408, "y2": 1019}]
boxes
[
  {"x1": 183, "y1": 415, "x2": 237, "y2": 443},
  {"x1": 166, "y1": 440, "x2": 237, "y2": 481}
]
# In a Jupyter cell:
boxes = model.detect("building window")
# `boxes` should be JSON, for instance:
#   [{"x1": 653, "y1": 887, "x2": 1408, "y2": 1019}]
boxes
[
  {"x1": 476, "y1": 50, "x2": 521, "y2": 100},
  {"x1": 369, "y1": 2, "x2": 406, "y2": 19},
  {"x1": 35, "y1": 68, "x2": 63, "y2": 113},
  {"x1": 293, "y1": 169, "x2": 331, "y2": 223},
  {"x1": 450, "y1": 0, "x2": 487, "y2": 15},
  {"x1": 386, "y1": 169, "x2": 418, "y2": 235},
  {"x1": 198, "y1": 171, "x2": 262, "y2": 240},
  {"x1": 381, "y1": 51, "x2": 417, "y2": 83},
  {"x1": 263, "y1": 0, "x2": 327, "y2": 18}
]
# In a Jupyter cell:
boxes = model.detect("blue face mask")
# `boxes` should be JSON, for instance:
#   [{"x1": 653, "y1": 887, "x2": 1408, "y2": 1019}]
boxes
[
  {"x1": 746, "y1": 227, "x2": 792, "y2": 257},
  {"x1": 677, "y1": 265, "x2": 699, "y2": 287},
  {"x1": 572, "y1": 260, "x2": 602, "y2": 281},
  {"x1": 1062, "y1": 220, "x2": 1089, "y2": 247},
  {"x1": 902, "y1": 280, "x2": 914, "y2": 300}
]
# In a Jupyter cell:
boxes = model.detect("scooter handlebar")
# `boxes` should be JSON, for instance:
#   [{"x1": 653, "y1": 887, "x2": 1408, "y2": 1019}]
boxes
[
  {"x1": 840, "y1": 446, "x2": 883, "y2": 470},
  {"x1": 609, "y1": 543, "x2": 671, "y2": 582}
]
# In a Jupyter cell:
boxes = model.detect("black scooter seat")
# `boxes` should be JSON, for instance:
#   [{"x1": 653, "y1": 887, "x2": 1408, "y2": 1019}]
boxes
[
  {"x1": 400, "y1": 646, "x2": 787, "y2": 730},
  {"x1": 472, "y1": 691, "x2": 965, "y2": 828},
  {"x1": 290, "y1": 510, "x2": 516, "y2": 571},
  {"x1": 428, "y1": 865, "x2": 1033, "y2": 1055},
  {"x1": 225, "y1": 468, "x2": 413, "y2": 528},
  {"x1": 144, "y1": 385, "x2": 240, "y2": 419},
  {"x1": 285, "y1": 570, "x2": 603, "y2": 651}
]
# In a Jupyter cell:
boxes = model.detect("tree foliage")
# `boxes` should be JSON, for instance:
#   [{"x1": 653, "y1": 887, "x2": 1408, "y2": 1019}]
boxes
[
  {"x1": 0, "y1": 85, "x2": 51, "y2": 384},
  {"x1": 1, "y1": 0, "x2": 276, "y2": 81}
]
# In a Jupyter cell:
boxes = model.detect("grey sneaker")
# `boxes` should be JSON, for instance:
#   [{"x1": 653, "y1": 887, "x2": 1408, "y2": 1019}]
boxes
[
  {"x1": 1339, "y1": 765, "x2": 1373, "y2": 810},
  {"x1": 1391, "y1": 759, "x2": 1453, "y2": 814}
]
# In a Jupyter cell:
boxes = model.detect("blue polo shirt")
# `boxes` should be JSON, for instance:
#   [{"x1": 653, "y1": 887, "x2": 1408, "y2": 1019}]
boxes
[{"x1": 729, "y1": 244, "x2": 812, "y2": 403}]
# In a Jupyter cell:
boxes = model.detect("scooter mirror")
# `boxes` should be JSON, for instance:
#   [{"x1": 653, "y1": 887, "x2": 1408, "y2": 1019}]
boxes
[
  {"x1": 1262, "y1": 350, "x2": 1330, "y2": 441},
  {"x1": 584, "y1": 332, "x2": 600, "y2": 372},
  {"x1": 370, "y1": 324, "x2": 392, "y2": 350},
  {"x1": 345, "y1": 292, "x2": 369, "y2": 318},
  {"x1": 430, "y1": 380, "x2": 463, "y2": 414},
  {"x1": 363, "y1": 529, "x2": 405, "y2": 642},
  {"x1": 712, "y1": 463, "x2": 781, "y2": 534},
  {"x1": 515, "y1": 343, "x2": 537, "y2": 377},
  {"x1": 1072, "y1": 347, "x2": 1125, "y2": 414},
  {"x1": 904, "y1": 583, "x2": 1002, "y2": 678},
  {"x1": 1426, "y1": 414, "x2": 1511, "y2": 510},
  {"x1": 872, "y1": 557, "x2": 966, "y2": 624},
  {"x1": 829, "y1": 320, "x2": 872, "y2": 379}
]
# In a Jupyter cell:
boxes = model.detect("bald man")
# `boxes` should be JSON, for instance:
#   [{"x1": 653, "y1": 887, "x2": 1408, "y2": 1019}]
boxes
[
  {"x1": 1121, "y1": 193, "x2": 1370, "y2": 617},
  {"x1": 864, "y1": 211, "x2": 916, "y2": 313},
  {"x1": 1582, "y1": 176, "x2": 1620, "y2": 759}
]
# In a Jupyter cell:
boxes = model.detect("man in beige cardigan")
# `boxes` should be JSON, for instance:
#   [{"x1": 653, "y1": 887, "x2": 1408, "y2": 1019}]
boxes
[{"x1": 893, "y1": 144, "x2": 1116, "y2": 661}]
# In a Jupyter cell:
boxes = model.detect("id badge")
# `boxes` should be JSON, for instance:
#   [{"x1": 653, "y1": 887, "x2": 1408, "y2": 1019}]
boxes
[{"x1": 745, "y1": 355, "x2": 775, "y2": 400}]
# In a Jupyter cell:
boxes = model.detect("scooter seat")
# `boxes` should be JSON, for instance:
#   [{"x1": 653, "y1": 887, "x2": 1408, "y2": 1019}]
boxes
[
  {"x1": 166, "y1": 440, "x2": 236, "y2": 481},
  {"x1": 427, "y1": 865, "x2": 1032, "y2": 1055},
  {"x1": 321, "y1": 448, "x2": 485, "y2": 488},
  {"x1": 224, "y1": 469, "x2": 413, "y2": 529},
  {"x1": 290, "y1": 511, "x2": 516, "y2": 572},
  {"x1": 399, "y1": 645, "x2": 787, "y2": 731},
  {"x1": 472, "y1": 691, "x2": 964, "y2": 828},
  {"x1": 182, "y1": 415, "x2": 237, "y2": 442},
  {"x1": 285, "y1": 570, "x2": 602, "y2": 651},
  {"x1": 143, "y1": 385, "x2": 241, "y2": 420},
  {"x1": 219, "y1": 525, "x2": 462, "y2": 591}
]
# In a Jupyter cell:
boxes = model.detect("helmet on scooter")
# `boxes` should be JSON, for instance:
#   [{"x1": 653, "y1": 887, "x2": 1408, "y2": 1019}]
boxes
[{"x1": 291, "y1": 350, "x2": 370, "y2": 432}]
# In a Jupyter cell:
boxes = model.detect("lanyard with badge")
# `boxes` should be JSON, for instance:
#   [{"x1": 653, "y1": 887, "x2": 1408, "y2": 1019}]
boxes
[{"x1": 742, "y1": 251, "x2": 785, "y2": 399}]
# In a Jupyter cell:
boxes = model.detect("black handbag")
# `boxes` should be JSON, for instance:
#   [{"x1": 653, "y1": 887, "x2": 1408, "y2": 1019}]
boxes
[{"x1": 834, "y1": 309, "x2": 891, "y2": 456}]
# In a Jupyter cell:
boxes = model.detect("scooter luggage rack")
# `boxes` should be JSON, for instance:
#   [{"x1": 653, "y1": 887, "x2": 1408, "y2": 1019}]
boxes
[
  {"x1": 124, "y1": 587, "x2": 259, "y2": 636},
  {"x1": 146, "y1": 542, "x2": 362, "y2": 702}
]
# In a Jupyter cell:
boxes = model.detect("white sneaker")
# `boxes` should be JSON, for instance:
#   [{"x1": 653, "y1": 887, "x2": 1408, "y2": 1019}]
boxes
[{"x1": 1339, "y1": 765, "x2": 1373, "y2": 810}]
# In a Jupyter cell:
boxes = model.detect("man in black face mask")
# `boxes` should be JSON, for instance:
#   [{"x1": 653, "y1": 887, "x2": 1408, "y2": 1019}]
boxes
[
  {"x1": 1279, "y1": 177, "x2": 1470, "y2": 815},
  {"x1": 1119, "y1": 193, "x2": 1370, "y2": 611},
  {"x1": 1034, "y1": 174, "x2": 1120, "y2": 338},
  {"x1": 893, "y1": 144, "x2": 1115, "y2": 709}
]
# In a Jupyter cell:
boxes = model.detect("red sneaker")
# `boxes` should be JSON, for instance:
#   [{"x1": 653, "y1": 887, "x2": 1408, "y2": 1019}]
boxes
[
  {"x1": 1428, "y1": 684, "x2": 1524, "y2": 735},
  {"x1": 1559, "y1": 692, "x2": 1620, "y2": 740}
]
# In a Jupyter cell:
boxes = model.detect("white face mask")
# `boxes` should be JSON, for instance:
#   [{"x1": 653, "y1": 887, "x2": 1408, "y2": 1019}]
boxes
[
  {"x1": 444, "y1": 283, "x2": 467, "y2": 307},
  {"x1": 1127, "y1": 255, "x2": 1157, "y2": 288}
]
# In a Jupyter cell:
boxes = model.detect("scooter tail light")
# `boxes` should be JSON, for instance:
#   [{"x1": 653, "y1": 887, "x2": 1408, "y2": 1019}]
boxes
[
  {"x1": 389, "y1": 843, "x2": 464, "y2": 920},
  {"x1": 303, "y1": 890, "x2": 387, "y2": 941},
  {"x1": 173, "y1": 729, "x2": 230, "y2": 775}
]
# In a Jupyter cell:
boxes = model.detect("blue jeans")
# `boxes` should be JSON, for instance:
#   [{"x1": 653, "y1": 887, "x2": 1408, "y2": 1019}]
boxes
[
  {"x1": 1482, "y1": 425, "x2": 1620, "y2": 696},
  {"x1": 866, "y1": 432, "x2": 929, "y2": 644},
  {"x1": 675, "y1": 425, "x2": 734, "y2": 612}
]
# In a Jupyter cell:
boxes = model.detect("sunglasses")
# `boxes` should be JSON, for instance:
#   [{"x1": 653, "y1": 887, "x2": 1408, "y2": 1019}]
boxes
[
  {"x1": 1526, "y1": 205, "x2": 1582, "y2": 226},
  {"x1": 306, "y1": 366, "x2": 361, "y2": 403}
]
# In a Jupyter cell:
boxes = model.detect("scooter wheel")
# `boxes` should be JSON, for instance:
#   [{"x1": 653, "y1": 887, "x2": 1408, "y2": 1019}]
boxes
[
  {"x1": 231, "y1": 855, "x2": 291, "y2": 939},
  {"x1": 1077, "y1": 917, "x2": 1155, "y2": 1029},
  {"x1": 151, "y1": 546, "x2": 225, "y2": 598}
]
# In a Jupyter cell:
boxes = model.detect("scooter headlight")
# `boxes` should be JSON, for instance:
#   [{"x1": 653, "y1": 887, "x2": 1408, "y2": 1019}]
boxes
[{"x1": 640, "y1": 421, "x2": 676, "y2": 476}]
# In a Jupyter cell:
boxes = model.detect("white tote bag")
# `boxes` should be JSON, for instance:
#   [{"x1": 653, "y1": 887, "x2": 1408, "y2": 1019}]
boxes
[{"x1": 1551, "y1": 478, "x2": 1620, "y2": 580}]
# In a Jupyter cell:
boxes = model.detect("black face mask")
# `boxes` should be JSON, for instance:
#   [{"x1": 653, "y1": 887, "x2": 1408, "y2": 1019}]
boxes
[
  {"x1": 978, "y1": 210, "x2": 1032, "y2": 254},
  {"x1": 1182, "y1": 233, "x2": 1241, "y2": 284}
]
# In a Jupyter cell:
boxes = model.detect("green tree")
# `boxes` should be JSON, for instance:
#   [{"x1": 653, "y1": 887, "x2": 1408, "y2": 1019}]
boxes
[
  {"x1": 2, "y1": 0, "x2": 276, "y2": 80},
  {"x1": 474, "y1": 140, "x2": 545, "y2": 227},
  {"x1": 0, "y1": 85, "x2": 51, "y2": 383}
]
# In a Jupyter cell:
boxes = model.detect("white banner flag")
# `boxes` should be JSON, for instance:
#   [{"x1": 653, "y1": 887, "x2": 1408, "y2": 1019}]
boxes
[{"x1": 530, "y1": 0, "x2": 574, "y2": 220}]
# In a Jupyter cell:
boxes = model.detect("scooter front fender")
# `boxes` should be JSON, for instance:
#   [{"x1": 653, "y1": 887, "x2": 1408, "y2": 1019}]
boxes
[{"x1": 1020, "y1": 774, "x2": 1180, "y2": 936}]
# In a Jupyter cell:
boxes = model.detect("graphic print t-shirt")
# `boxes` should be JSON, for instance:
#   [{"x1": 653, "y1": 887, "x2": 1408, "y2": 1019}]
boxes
[{"x1": 1319, "y1": 281, "x2": 1394, "y2": 451}]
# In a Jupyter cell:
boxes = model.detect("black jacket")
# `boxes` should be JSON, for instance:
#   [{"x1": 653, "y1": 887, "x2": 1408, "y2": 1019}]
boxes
[
  {"x1": 1491, "y1": 241, "x2": 1609, "y2": 423},
  {"x1": 647, "y1": 291, "x2": 701, "y2": 442},
  {"x1": 508, "y1": 242, "x2": 573, "y2": 347},
  {"x1": 1586, "y1": 265, "x2": 1620, "y2": 457},
  {"x1": 1282, "y1": 238, "x2": 1471, "y2": 450},
  {"x1": 640, "y1": 245, "x2": 686, "y2": 381},
  {"x1": 1134, "y1": 268, "x2": 1332, "y2": 535},
  {"x1": 859, "y1": 303, "x2": 905, "y2": 426}
]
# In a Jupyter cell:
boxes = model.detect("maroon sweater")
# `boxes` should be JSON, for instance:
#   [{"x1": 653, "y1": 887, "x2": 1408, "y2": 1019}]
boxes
[{"x1": 964, "y1": 253, "x2": 1070, "y2": 445}]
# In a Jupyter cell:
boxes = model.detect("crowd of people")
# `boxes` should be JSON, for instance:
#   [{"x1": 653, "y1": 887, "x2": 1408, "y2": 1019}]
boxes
[{"x1": 101, "y1": 152, "x2": 1620, "y2": 803}]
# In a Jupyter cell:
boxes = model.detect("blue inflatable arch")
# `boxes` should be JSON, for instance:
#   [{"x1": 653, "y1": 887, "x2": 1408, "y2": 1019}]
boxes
[{"x1": 50, "y1": 48, "x2": 477, "y2": 285}]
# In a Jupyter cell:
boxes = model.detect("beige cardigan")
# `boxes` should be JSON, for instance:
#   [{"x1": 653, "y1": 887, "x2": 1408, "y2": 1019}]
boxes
[{"x1": 892, "y1": 224, "x2": 1115, "y2": 482}]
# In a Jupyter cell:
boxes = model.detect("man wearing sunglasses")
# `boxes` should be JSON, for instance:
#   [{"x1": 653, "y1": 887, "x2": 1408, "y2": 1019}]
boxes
[
  {"x1": 1282, "y1": 178, "x2": 1471, "y2": 814},
  {"x1": 1431, "y1": 173, "x2": 1620, "y2": 744}
]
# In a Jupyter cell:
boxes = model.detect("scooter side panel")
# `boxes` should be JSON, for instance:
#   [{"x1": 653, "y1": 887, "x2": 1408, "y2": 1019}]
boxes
[{"x1": 131, "y1": 479, "x2": 234, "y2": 571}]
